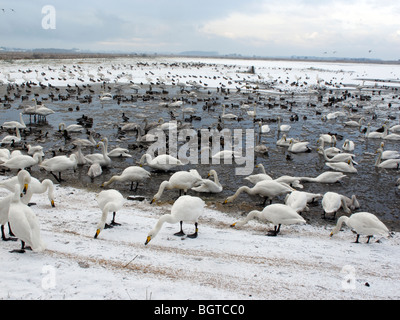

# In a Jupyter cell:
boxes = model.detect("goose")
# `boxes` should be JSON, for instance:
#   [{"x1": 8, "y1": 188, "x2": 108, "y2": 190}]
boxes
[
  {"x1": 94, "y1": 189, "x2": 125, "y2": 238},
  {"x1": 277, "y1": 116, "x2": 291, "y2": 132},
  {"x1": 139, "y1": 153, "x2": 183, "y2": 171},
  {"x1": 317, "y1": 138, "x2": 342, "y2": 157},
  {"x1": 374, "y1": 148, "x2": 400, "y2": 169},
  {"x1": 101, "y1": 137, "x2": 131, "y2": 158},
  {"x1": 288, "y1": 139, "x2": 311, "y2": 153},
  {"x1": 221, "y1": 104, "x2": 238, "y2": 120},
  {"x1": 84, "y1": 141, "x2": 112, "y2": 167},
  {"x1": 342, "y1": 139, "x2": 355, "y2": 152},
  {"x1": 365, "y1": 123, "x2": 385, "y2": 139},
  {"x1": 150, "y1": 170, "x2": 203, "y2": 203},
  {"x1": 0, "y1": 152, "x2": 42, "y2": 171},
  {"x1": 145, "y1": 195, "x2": 205, "y2": 245},
  {"x1": 344, "y1": 117, "x2": 364, "y2": 127},
  {"x1": 244, "y1": 163, "x2": 273, "y2": 185},
  {"x1": 191, "y1": 169, "x2": 223, "y2": 193},
  {"x1": 284, "y1": 191, "x2": 309, "y2": 213},
  {"x1": 298, "y1": 171, "x2": 347, "y2": 184},
  {"x1": 101, "y1": 166, "x2": 151, "y2": 191},
  {"x1": 8, "y1": 184, "x2": 46, "y2": 253},
  {"x1": 1, "y1": 127, "x2": 22, "y2": 145},
  {"x1": 231, "y1": 203, "x2": 306, "y2": 236},
  {"x1": 2, "y1": 113, "x2": 26, "y2": 130},
  {"x1": 330, "y1": 212, "x2": 389, "y2": 243},
  {"x1": 39, "y1": 154, "x2": 78, "y2": 182},
  {"x1": 318, "y1": 147, "x2": 355, "y2": 163},
  {"x1": 58, "y1": 122, "x2": 83, "y2": 133},
  {"x1": 321, "y1": 192, "x2": 351, "y2": 219},
  {"x1": 224, "y1": 180, "x2": 294, "y2": 206},
  {"x1": 379, "y1": 142, "x2": 400, "y2": 160},
  {"x1": 325, "y1": 159, "x2": 357, "y2": 173}
]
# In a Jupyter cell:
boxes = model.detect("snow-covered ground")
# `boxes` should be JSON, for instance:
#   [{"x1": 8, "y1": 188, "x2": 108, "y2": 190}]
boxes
[{"x1": 0, "y1": 178, "x2": 398, "y2": 300}]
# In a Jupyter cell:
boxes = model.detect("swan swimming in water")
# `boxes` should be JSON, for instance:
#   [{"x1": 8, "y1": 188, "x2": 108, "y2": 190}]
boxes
[
  {"x1": 145, "y1": 195, "x2": 205, "y2": 245},
  {"x1": 330, "y1": 212, "x2": 389, "y2": 243}
]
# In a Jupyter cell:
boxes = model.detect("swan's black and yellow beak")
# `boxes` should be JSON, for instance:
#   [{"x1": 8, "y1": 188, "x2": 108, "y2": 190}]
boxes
[
  {"x1": 230, "y1": 222, "x2": 237, "y2": 228},
  {"x1": 94, "y1": 229, "x2": 100, "y2": 239},
  {"x1": 145, "y1": 236, "x2": 151, "y2": 245},
  {"x1": 223, "y1": 199, "x2": 228, "y2": 204},
  {"x1": 51, "y1": 199, "x2": 55, "y2": 207},
  {"x1": 22, "y1": 183, "x2": 28, "y2": 194},
  {"x1": 330, "y1": 232, "x2": 334, "y2": 237},
  {"x1": 150, "y1": 198, "x2": 155, "y2": 204}
]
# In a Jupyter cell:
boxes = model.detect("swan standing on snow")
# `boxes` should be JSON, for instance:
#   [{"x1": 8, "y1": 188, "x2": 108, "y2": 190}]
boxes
[
  {"x1": 94, "y1": 189, "x2": 125, "y2": 239},
  {"x1": 191, "y1": 169, "x2": 223, "y2": 193},
  {"x1": 101, "y1": 166, "x2": 151, "y2": 191},
  {"x1": 224, "y1": 180, "x2": 294, "y2": 206},
  {"x1": 330, "y1": 212, "x2": 389, "y2": 243},
  {"x1": 150, "y1": 170, "x2": 203, "y2": 203},
  {"x1": 139, "y1": 153, "x2": 183, "y2": 171},
  {"x1": 145, "y1": 195, "x2": 205, "y2": 245},
  {"x1": 322, "y1": 192, "x2": 351, "y2": 219},
  {"x1": 39, "y1": 154, "x2": 78, "y2": 182},
  {"x1": 8, "y1": 184, "x2": 46, "y2": 253},
  {"x1": 231, "y1": 203, "x2": 306, "y2": 236}
]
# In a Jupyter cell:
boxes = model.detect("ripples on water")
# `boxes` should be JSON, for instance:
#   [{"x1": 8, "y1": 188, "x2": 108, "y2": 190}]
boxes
[{"x1": 1, "y1": 58, "x2": 399, "y2": 231}]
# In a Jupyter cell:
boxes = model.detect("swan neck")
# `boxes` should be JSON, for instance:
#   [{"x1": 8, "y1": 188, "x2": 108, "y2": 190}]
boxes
[
  {"x1": 332, "y1": 216, "x2": 349, "y2": 234},
  {"x1": 236, "y1": 210, "x2": 260, "y2": 227}
]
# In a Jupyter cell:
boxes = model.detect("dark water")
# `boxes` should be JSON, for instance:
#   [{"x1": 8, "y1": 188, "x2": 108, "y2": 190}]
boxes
[{"x1": 1, "y1": 80, "x2": 399, "y2": 231}]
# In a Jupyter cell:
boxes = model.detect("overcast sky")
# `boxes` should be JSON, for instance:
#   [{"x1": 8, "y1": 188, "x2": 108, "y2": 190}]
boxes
[{"x1": 0, "y1": 0, "x2": 399, "y2": 60}]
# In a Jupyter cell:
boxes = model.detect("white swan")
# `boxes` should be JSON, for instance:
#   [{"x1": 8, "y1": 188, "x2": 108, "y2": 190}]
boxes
[
  {"x1": 139, "y1": 153, "x2": 183, "y2": 171},
  {"x1": 221, "y1": 104, "x2": 238, "y2": 120},
  {"x1": 258, "y1": 121, "x2": 270, "y2": 134},
  {"x1": 101, "y1": 137, "x2": 131, "y2": 158},
  {"x1": 277, "y1": 116, "x2": 291, "y2": 132},
  {"x1": 94, "y1": 189, "x2": 125, "y2": 238},
  {"x1": 8, "y1": 184, "x2": 46, "y2": 253},
  {"x1": 1, "y1": 127, "x2": 22, "y2": 145},
  {"x1": 298, "y1": 171, "x2": 347, "y2": 184},
  {"x1": 88, "y1": 163, "x2": 103, "y2": 178},
  {"x1": 26, "y1": 144, "x2": 44, "y2": 156},
  {"x1": 342, "y1": 139, "x2": 355, "y2": 152},
  {"x1": 231, "y1": 203, "x2": 306, "y2": 236},
  {"x1": 375, "y1": 148, "x2": 400, "y2": 169},
  {"x1": 365, "y1": 123, "x2": 385, "y2": 139},
  {"x1": 21, "y1": 178, "x2": 55, "y2": 207},
  {"x1": 319, "y1": 147, "x2": 355, "y2": 163},
  {"x1": 224, "y1": 180, "x2": 294, "y2": 206},
  {"x1": 330, "y1": 212, "x2": 389, "y2": 243},
  {"x1": 288, "y1": 139, "x2": 311, "y2": 153},
  {"x1": 59, "y1": 122, "x2": 83, "y2": 133},
  {"x1": 244, "y1": 163, "x2": 273, "y2": 185},
  {"x1": 379, "y1": 142, "x2": 400, "y2": 160},
  {"x1": 382, "y1": 125, "x2": 400, "y2": 141},
  {"x1": 39, "y1": 154, "x2": 78, "y2": 182},
  {"x1": 319, "y1": 134, "x2": 337, "y2": 145},
  {"x1": 0, "y1": 192, "x2": 16, "y2": 241},
  {"x1": 247, "y1": 103, "x2": 257, "y2": 117},
  {"x1": 191, "y1": 169, "x2": 223, "y2": 193},
  {"x1": 0, "y1": 169, "x2": 31, "y2": 195},
  {"x1": 0, "y1": 152, "x2": 42, "y2": 171},
  {"x1": 150, "y1": 170, "x2": 203, "y2": 203},
  {"x1": 2, "y1": 113, "x2": 26, "y2": 130},
  {"x1": 344, "y1": 117, "x2": 364, "y2": 127},
  {"x1": 325, "y1": 159, "x2": 357, "y2": 173},
  {"x1": 322, "y1": 192, "x2": 351, "y2": 219},
  {"x1": 84, "y1": 141, "x2": 112, "y2": 167},
  {"x1": 317, "y1": 138, "x2": 342, "y2": 157},
  {"x1": 284, "y1": 191, "x2": 309, "y2": 213},
  {"x1": 145, "y1": 195, "x2": 205, "y2": 245},
  {"x1": 101, "y1": 166, "x2": 151, "y2": 191}
]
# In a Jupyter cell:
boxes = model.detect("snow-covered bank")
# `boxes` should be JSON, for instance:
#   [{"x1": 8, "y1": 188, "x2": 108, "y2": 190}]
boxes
[{"x1": 0, "y1": 179, "x2": 398, "y2": 300}]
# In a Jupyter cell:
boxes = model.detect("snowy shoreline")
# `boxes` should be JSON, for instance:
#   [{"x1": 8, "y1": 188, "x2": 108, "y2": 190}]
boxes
[{"x1": 0, "y1": 179, "x2": 399, "y2": 300}]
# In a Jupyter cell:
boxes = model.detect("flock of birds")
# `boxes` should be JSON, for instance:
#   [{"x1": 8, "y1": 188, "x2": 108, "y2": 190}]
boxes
[{"x1": 0, "y1": 58, "x2": 398, "y2": 252}]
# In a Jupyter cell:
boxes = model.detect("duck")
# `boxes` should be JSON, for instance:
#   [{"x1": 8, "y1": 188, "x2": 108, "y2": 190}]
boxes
[
  {"x1": 145, "y1": 195, "x2": 205, "y2": 245},
  {"x1": 277, "y1": 116, "x2": 291, "y2": 132},
  {"x1": 139, "y1": 153, "x2": 183, "y2": 171},
  {"x1": 224, "y1": 180, "x2": 294, "y2": 206},
  {"x1": 84, "y1": 141, "x2": 112, "y2": 167},
  {"x1": 325, "y1": 159, "x2": 357, "y2": 173},
  {"x1": 374, "y1": 148, "x2": 400, "y2": 169},
  {"x1": 8, "y1": 184, "x2": 46, "y2": 253},
  {"x1": 297, "y1": 171, "x2": 347, "y2": 184},
  {"x1": 288, "y1": 139, "x2": 311, "y2": 153},
  {"x1": 330, "y1": 212, "x2": 389, "y2": 243},
  {"x1": 2, "y1": 113, "x2": 26, "y2": 130},
  {"x1": 0, "y1": 152, "x2": 42, "y2": 171},
  {"x1": 94, "y1": 189, "x2": 125, "y2": 239},
  {"x1": 321, "y1": 192, "x2": 351, "y2": 219},
  {"x1": 191, "y1": 169, "x2": 223, "y2": 193},
  {"x1": 150, "y1": 170, "x2": 203, "y2": 203},
  {"x1": 231, "y1": 203, "x2": 306, "y2": 236},
  {"x1": 39, "y1": 154, "x2": 78, "y2": 182},
  {"x1": 101, "y1": 166, "x2": 151, "y2": 191}
]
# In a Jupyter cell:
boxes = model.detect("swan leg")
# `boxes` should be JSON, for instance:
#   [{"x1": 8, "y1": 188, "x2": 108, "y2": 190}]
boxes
[
  {"x1": 50, "y1": 172, "x2": 61, "y2": 183},
  {"x1": 366, "y1": 235, "x2": 373, "y2": 244},
  {"x1": 8, "y1": 222, "x2": 15, "y2": 237},
  {"x1": 110, "y1": 212, "x2": 121, "y2": 226},
  {"x1": 1, "y1": 225, "x2": 17, "y2": 242},
  {"x1": 174, "y1": 221, "x2": 185, "y2": 237},
  {"x1": 267, "y1": 224, "x2": 281, "y2": 236},
  {"x1": 187, "y1": 222, "x2": 198, "y2": 239},
  {"x1": 354, "y1": 234, "x2": 360, "y2": 243},
  {"x1": 10, "y1": 240, "x2": 26, "y2": 253}
]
